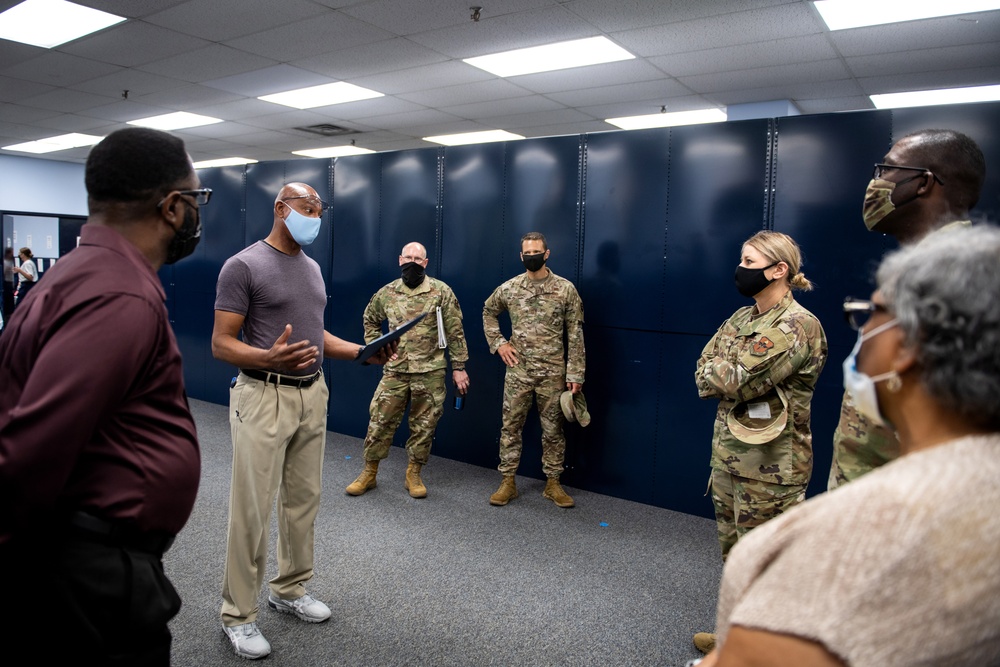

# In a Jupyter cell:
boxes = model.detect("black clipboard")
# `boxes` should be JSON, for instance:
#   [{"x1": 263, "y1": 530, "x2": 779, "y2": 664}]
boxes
[{"x1": 354, "y1": 312, "x2": 426, "y2": 364}]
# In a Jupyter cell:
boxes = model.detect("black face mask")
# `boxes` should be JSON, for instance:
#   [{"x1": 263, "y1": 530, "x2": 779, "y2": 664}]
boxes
[
  {"x1": 165, "y1": 205, "x2": 201, "y2": 265},
  {"x1": 522, "y1": 253, "x2": 546, "y2": 272},
  {"x1": 401, "y1": 261, "x2": 426, "y2": 288},
  {"x1": 734, "y1": 262, "x2": 777, "y2": 298}
]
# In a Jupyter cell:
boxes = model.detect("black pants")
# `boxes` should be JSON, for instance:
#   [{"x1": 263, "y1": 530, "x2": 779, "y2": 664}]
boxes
[{"x1": 1, "y1": 535, "x2": 180, "y2": 665}]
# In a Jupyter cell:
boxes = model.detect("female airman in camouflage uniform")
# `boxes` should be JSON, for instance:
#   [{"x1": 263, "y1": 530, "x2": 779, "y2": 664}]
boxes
[{"x1": 696, "y1": 231, "x2": 827, "y2": 562}]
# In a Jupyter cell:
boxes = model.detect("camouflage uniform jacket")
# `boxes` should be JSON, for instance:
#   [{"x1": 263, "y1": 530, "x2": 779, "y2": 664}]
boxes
[
  {"x1": 363, "y1": 276, "x2": 468, "y2": 374},
  {"x1": 828, "y1": 219, "x2": 971, "y2": 489},
  {"x1": 482, "y1": 268, "x2": 585, "y2": 383},
  {"x1": 696, "y1": 291, "x2": 828, "y2": 486}
]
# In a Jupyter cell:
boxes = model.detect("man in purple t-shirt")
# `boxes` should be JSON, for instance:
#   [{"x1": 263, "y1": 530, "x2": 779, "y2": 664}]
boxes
[{"x1": 213, "y1": 181, "x2": 393, "y2": 660}]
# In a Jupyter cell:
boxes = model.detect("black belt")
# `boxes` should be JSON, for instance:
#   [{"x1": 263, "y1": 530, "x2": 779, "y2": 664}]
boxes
[
  {"x1": 240, "y1": 368, "x2": 322, "y2": 388},
  {"x1": 67, "y1": 511, "x2": 175, "y2": 556}
]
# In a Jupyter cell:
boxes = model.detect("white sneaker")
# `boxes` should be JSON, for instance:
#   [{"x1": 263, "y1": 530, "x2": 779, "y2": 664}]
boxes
[
  {"x1": 267, "y1": 593, "x2": 331, "y2": 623},
  {"x1": 223, "y1": 621, "x2": 271, "y2": 660}
]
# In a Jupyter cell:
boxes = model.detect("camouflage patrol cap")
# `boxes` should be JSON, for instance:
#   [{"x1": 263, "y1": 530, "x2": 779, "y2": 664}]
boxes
[
  {"x1": 726, "y1": 387, "x2": 789, "y2": 444},
  {"x1": 560, "y1": 390, "x2": 591, "y2": 427}
]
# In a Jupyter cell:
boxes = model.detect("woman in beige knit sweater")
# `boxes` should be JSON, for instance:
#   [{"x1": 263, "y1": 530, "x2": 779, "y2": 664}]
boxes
[{"x1": 692, "y1": 224, "x2": 1000, "y2": 667}]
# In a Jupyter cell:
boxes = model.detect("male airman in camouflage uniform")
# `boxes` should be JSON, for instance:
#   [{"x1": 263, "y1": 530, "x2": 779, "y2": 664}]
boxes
[
  {"x1": 483, "y1": 232, "x2": 585, "y2": 508},
  {"x1": 697, "y1": 291, "x2": 827, "y2": 560},
  {"x1": 828, "y1": 129, "x2": 985, "y2": 490},
  {"x1": 345, "y1": 242, "x2": 469, "y2": 499}
]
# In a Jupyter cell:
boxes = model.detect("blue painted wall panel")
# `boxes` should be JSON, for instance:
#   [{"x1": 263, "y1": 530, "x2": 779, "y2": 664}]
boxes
[
  {"x1": 665, "y1": 120, "x2": 771, "y2": 335},
  {"x1": 434, "y1": 143, "x2": 508, "y2": 468},
  {"x1": 327, "y1": 154, "x2": 384, "y2": 437},
  {"x1": 581, "y1": 128, "x2": 669, "y2": 331},
  {"x1": 504, "y1": 136, "x2": 582, "y2": 281}
]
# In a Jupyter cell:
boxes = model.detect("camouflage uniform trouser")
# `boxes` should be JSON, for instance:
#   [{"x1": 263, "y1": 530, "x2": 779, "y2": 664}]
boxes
[
  {"x1": 498, "y1": 370, "x2": 566, "y2": 478},
  {"x1": 710, "y1": 467, "x2": 806, "y2": 562},
  {"x1": 362, "y1": 369, "x2": 446, "y2": 465}
]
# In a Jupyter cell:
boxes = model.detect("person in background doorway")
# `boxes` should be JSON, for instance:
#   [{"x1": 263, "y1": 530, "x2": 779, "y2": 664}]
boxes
[
  {"x1": 345, "y1": 241, "x2": 469, "y2": 499},
  {"x1": 829, "y1": 128, "x2": 986, "y2": 490},
  {"x1": 13, "y1": 247, "x2": 37, "y2": 306},
  {"x1": 483, "y1": 231, "x2": 585, "y2": 509},
  {"x1": 692, "y1": 231, "x2": 827, "y2": 655},
  {"x1": 0, "y1": 127, "x2": 205, "y2": 665}
]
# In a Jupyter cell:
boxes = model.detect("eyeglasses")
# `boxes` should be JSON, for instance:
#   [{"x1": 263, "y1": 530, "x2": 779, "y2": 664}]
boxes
[
  {"x1": 400, "y1": 255, "x2": 426, "y2": 262},
  {"x1": 872, "y1": 164, "x2": 945, "y2": 185},
  {"x1": 158, "y1": 188, "x2": 212, "y2": 208},
  {"x1": 282, "y1": 195, "x2": 329, "y2": 211},
  {"x1": 843, "y1": 297, "x2": 888, "y2": 331}
]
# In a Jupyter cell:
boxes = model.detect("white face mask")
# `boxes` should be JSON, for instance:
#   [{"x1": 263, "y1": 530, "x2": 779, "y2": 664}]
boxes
[
  {"x1": 284, "y1": 207, "x2": 321, "y2": 246},
  {"x1": 842, "y1": 318, "x2": 900, "y2": 427}
]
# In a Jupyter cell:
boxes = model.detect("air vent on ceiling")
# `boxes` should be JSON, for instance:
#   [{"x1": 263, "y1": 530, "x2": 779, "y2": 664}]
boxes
[{"x1": 295, "y1": 123, "x2": 354, "y2": 136}]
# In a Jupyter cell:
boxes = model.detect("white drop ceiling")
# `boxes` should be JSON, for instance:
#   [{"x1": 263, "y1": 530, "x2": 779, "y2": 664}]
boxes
[{"x1": 1, "y1": 0, "x2": 998, "y2": 165}]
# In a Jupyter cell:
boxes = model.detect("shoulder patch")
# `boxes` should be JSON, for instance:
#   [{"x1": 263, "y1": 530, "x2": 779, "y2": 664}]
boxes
[{"x1": 750, "y1": 336, "x2": 775, "y2": 357}]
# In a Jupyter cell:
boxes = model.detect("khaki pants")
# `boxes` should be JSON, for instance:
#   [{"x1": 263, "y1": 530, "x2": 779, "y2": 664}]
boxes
[
  {"x1": 221, "y1": 372, "x2": 329, "y2": 626},
  {"x1": 710, "y1": 467, "x2": 805, "y2": 562}
]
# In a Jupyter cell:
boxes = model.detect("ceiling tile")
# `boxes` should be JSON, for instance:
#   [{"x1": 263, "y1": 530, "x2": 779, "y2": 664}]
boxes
[
  {"x1": 829, "y1": 12, "x2": 1000, "y2": 58},
  {"x1": 144, "y1": 0, "x2": 329, "y2": 41},
  {"x1": 224, "y1": 11, "x2": 395, "y2": 62},
  {"x1": 442, "y1": 95, "x2": 565, "y2": 120},
  {"x1": 546, "y1": 79, "x2": 694, "y2": 109},
  {"x1": 846, "y1": 42, "x2": 1000, "y2": 79},
  {"x1": 138, "y1": 45, "x2": 280, "y2": 83},
  {"x1": 203, "y1": 65, "x2": 332, "y2": 97},
  {"x1": 351, "y1": 61, "x2": 491, "y2": 95},
  {"x1": 652, "y1": 35, "x2": 838, "y2": 78},
  {"x1": 407, "y1": 5, "x2": 596, "y2": 58},
  {"x1": 564, "y1": 0, "x2": 797, "y2": 32},
  {"x1": 57, "y1": 21, "x2": 211, "y2": 67},
  {"x1": 679, "y1": 60, "x2": 851, "y2": 94},
  {"x1": 509, "y1": 60, "x2": 668, "y2": 95},
  {"x1": 612, "y1": 3, "x2": 824, "y2": 58},
  {"x1": 19, "y1": 88, "x2": 117, "y2": 113},
  {"x1": 398, "y1": 79, "x2": 535, "y2": 107},
  {"x1": 293, "y1": 38, "x2": 449, "y2": 81},
  {"x1": 0, "y1": 52, "x2": 121, "y2": 87}
]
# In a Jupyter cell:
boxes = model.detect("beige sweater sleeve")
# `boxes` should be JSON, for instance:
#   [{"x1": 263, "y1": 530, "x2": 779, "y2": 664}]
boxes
[{"x1": 715, "y1": 435, "x2": 1000, "y2": 667}]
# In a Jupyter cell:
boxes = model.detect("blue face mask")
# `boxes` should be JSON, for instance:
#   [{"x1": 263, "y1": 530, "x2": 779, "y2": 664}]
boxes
[
  {"x1": 284, "y1": 207, "x2": 321, "y2": 246},
  {"x1": 842, "y1": 318, "x2": 900, "y2": 427}
]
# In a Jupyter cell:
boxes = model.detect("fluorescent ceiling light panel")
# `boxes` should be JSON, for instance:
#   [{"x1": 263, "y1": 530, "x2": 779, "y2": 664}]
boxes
[
  {"x1": 292, "y1": 146, "x2": 375, "y2": 158},
  {"x1": 258, "y1": 82, "x2": 384, "y2": 109},
  {"x1": 2, "y1": 132, "x2": 103, "y2": 154},
  {"x1": 870, "y1": 84, "x2": 1000, "y2": 109},
  {"x1": 463, "y1": 36, "x2": 634, "y2": 77},
  {"x1": 0, "y1": 0, "x2": 125, "y2": 48},
  {"x1": 127, "y1": 112, "x2": 224, "y2": 130},
  {"x1": 814, "y1": 0, "x2": 1000, "y2": 30},
  {"x1": 422, "y1": 130, "x2": 525, "y2": 146},
  {"x1": 605, "y1": 109, "x2": 727, "y2": 130},
  {"x1": 193, "y1": 157, "x2": 258, "y2": 169}
]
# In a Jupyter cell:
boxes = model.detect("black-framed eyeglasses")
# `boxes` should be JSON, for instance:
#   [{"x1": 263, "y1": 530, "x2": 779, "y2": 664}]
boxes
[
  {"x1": 282, "y1": 195, "x2": 329, "y2": 211},
  {"x1": 872, "y1": 163, "x2": 945, "y2": 185},
  {"x1": 843, "y1": 297, "x2": 888, "y2": 331},
  {"x1": 158, "y1": 188, "x2": 212, "y2": 208}
]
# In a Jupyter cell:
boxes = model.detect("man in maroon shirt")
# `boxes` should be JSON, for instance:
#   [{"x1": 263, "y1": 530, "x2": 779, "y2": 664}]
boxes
[{"x1": 0, "y1": 127, "x2": 204, "y2": 664}]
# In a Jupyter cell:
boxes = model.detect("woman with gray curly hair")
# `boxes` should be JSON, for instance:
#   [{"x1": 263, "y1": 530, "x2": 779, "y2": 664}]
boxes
[{"x1": 693, "y1": 224, "x2": 1000, "y2": 667}]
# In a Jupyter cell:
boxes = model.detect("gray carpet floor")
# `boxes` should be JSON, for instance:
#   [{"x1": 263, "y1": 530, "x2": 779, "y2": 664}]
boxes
[{"x1": 166, "y1": 399, "x2": 722, "y2": 667}]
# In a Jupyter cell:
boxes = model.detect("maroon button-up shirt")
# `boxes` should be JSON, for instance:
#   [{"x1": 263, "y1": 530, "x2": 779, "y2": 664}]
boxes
[{"x1": 0, "y1": 224, "x2": 200, "y2": 543}]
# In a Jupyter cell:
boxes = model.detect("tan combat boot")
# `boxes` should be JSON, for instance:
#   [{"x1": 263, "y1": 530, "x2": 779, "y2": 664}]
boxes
[
  {"x1": 489, "y1": 475, "x2": 518, "y2": 506},
  {"x1": 693, "y1": 632, "x2": 716, "y2": 654},
  {"x1": 542, "y1": 477, "x2": 575, "y2": 508},
  {"x1": 345, "y1": 460, "x2": 379, "y2": 496},
  {"x1": 404, "y1": 461, "x2": 427, "y2": 499}
]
